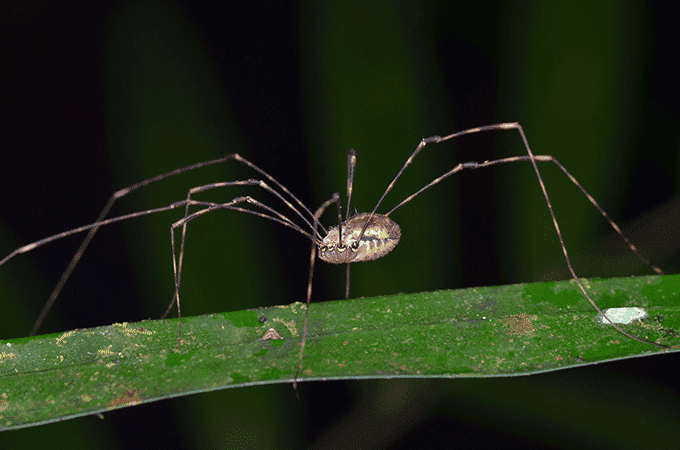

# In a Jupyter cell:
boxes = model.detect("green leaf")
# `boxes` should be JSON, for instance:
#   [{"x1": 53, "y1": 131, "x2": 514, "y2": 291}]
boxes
[{"x1": 1, "y1": 274, "x2": 678, "y2": 430}]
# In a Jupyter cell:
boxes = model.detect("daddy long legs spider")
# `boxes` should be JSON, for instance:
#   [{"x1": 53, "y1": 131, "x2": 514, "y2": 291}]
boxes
[{"x1": 0, "y1": 122, "x2": 667, "y2": 392}]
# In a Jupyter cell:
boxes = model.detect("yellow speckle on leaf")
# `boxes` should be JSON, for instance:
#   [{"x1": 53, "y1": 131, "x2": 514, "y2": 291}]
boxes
[{"x1": 501, "y1": 314, "x2": 537, "y2": 336}]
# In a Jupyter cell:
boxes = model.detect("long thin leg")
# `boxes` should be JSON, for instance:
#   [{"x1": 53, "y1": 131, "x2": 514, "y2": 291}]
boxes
[
  {"x1": 345, "y1": 149, "x2": 357, "y2": 299},
  {"x1": 1, "y1": 200, "x2": 189, "y2": 268},
  {"x1": 384, "y1": 125, "x2": 661, "y2": 274},
  {"x1": 293, "y1": 193, "x2": 342, "y2": 395},
  {"x1": 29, "y1": 156, "x2": 237, "y2": 335},
  {"x1": 1, "y1": 189, "x2": 319, "y2": 341},
  {"x1": 162, "y1": 192, "x2": 328, "y2": 347},
  {"x1": 346, "y1": 149, "x2": 357, "y2": 220},
  {"x1": 502, "y1": 124, "x2": 666, "y2": 347},
  {"x1": 161, "y1": 176, "x2": 333, "y2": 322},
  {"x1": 168, "y1": 197, "x2": 255, "y2": 348},
  {"x1": 359, "y1": 123, "x2": 665, "y2": 348},
  {"x1": 22, "y1": 153, "x2": 321, "y2": 335},
  {"x1": 162, "y1": 174, "x2": 337, "y2": 324}
]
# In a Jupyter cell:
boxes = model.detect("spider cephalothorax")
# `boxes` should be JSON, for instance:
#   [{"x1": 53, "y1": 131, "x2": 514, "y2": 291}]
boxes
[{"x1": 318, "y1": 212, "x2": 401, "y2": 264}]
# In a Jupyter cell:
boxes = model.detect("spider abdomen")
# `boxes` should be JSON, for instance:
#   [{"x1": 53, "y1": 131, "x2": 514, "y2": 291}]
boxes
[{"x1": 318, "y1": 212, "x2": 401, "y2": 264}]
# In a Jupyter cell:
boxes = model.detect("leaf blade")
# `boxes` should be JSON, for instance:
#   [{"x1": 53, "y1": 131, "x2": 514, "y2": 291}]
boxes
[{"x1": 1, "y1": 273, "x2": 678, "y2": 430}]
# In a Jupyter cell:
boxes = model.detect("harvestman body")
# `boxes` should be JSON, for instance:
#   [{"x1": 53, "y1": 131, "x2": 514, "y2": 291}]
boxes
[{"x1": 0, "y1": 122, "x2": 666, "y2": 392}]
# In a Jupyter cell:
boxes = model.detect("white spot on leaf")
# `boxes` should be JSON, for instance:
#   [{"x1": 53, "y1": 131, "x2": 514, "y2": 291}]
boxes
[{"x1": 600, "y1": 307, "x2": 647, "y2": 325}]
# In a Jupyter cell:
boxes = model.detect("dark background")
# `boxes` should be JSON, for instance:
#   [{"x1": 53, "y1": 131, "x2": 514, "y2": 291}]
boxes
[{"x1": 1, "y1": 1, "x2": 679, "y2": 448}]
